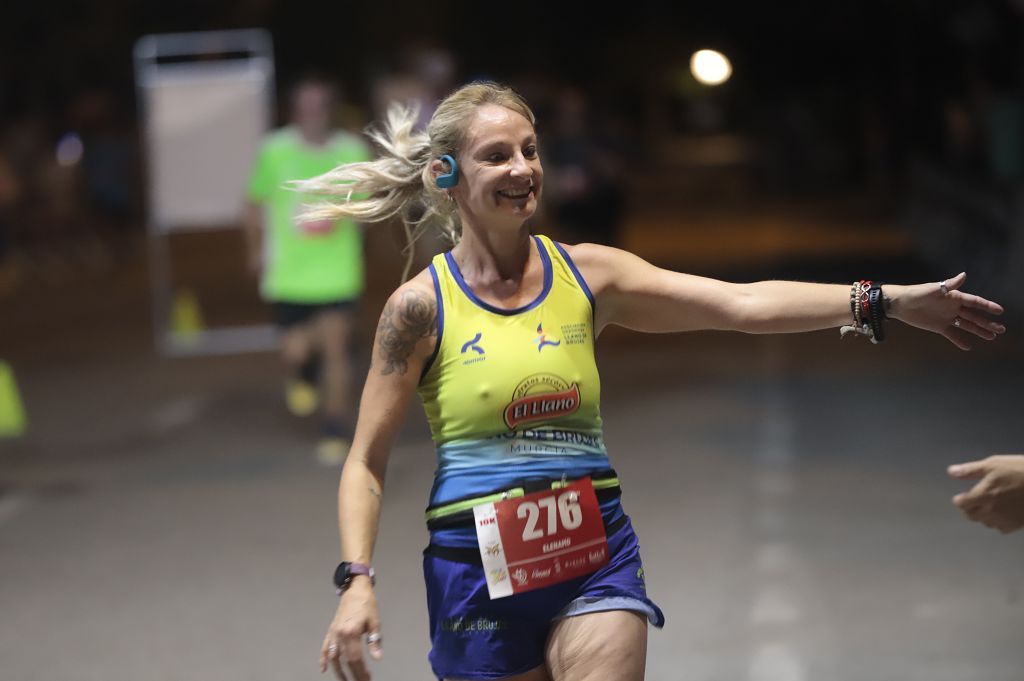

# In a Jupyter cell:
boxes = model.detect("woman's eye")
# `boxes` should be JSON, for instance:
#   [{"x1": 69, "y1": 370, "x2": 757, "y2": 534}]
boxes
[{"x1": 486, "y1": 147, "x2": 536, "y2": 162}]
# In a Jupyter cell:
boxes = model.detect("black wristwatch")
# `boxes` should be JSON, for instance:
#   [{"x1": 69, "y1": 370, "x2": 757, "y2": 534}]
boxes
[{"x1": 334, "y1": 561, "x2": 375, "y2": 594}]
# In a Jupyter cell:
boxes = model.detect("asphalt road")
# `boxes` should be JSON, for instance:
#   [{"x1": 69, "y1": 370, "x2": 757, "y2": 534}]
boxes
[{"x1": 2, "y1": 226, "x2": 1022, "y2": 681}]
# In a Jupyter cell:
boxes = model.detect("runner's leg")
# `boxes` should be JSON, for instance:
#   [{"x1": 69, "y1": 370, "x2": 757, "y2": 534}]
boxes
[
  {"x1": 545, "y1": 610, "x2": 647, "y2": 681},
  {"x1": 315, "y1": 307, "x2": 355, "y2": 423}
]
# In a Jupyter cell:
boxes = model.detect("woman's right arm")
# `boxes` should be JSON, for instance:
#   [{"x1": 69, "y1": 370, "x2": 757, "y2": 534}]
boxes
[{"x1": 321, "y1": 271, "x2": 438, "y2": 681}]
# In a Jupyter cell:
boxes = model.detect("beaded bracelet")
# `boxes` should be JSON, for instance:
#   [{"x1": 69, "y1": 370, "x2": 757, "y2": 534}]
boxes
[
  {"x1": 848, "y1": 281, "x2": 858, "y2": 327},
  {"x1": 840, "y1": 280, "x2": 886, "y2": 344}
]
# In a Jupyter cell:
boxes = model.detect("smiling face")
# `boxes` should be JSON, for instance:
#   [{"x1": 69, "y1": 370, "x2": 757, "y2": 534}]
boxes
[{"x1": 450, "y1": 103, "x2": 543, "y2": 228}]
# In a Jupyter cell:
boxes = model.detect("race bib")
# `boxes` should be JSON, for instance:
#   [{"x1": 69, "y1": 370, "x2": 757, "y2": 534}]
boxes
[
  {"x1": 296, "y1": 217, "x2": 335, "y2": 236},
  {"x1": 291, "y1": 200, "x2": 336, "y2": 236},
  {"x1": 473, "y1": 478, "x2": 609, "y2": 599}
]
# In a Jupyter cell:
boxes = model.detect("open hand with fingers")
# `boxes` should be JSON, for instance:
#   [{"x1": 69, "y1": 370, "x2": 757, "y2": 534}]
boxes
[
  {"x1": 888, "y1": 273, "x2": 1006, "y2": 350},
  {"x1": 948, "y1": 455, "x2": 1024, "y2": 533},
  {"x1": 320, "y1": 580, "x2": 383, "y2": 681}
]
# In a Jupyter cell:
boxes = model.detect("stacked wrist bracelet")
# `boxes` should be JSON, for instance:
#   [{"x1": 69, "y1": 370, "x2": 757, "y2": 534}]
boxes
[{"x1": 840, "y1": 280, "x2": 889, "y2": 344}]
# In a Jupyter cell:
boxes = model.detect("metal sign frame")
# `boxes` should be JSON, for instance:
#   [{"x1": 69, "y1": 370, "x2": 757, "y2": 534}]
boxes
[{"x1": 134, "y1": 29, "x2": 278, "y2": 357}]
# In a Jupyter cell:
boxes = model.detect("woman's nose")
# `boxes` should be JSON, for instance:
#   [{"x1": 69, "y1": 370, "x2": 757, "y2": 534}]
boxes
[{"x1": 510, "y1": 152, "x2": 531, "y2": 176}]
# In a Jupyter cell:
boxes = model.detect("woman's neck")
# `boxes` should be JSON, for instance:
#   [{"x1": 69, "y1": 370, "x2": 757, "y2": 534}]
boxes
[{"x1": 452, "y1": 223, "x2": 533, "y2": 284}]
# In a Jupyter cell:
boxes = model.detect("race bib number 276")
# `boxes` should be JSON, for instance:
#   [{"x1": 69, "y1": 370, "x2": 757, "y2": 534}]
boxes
[{"x1": 474, "y1": 478, "x2": 609, "y2": 599}]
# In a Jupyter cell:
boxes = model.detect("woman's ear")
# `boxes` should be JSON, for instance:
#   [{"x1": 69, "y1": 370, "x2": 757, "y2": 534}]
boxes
[
  {"x1": 434, "y1": 154, "x2": 460, "y2": 189},
  {"x1": 429, "y1": 158, "x2": 446, "y2": 180}
]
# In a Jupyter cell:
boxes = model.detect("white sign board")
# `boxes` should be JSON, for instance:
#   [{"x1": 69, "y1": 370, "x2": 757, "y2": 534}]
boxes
[
  {"x1": 135, "y1": 30, "x2": 274, "y2": 231},
  {"x1": 142, "y1": 67, "x2": 270, "y2": 229}
]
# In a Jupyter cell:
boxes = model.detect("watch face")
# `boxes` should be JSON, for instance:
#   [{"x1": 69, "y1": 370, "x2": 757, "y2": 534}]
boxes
[{"x1": 334, "y1": 562, "x2": 351, "y2": 588}]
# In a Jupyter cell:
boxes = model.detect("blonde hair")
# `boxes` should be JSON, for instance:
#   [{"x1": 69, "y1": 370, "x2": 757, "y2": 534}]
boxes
[{"x1": 295, "y1": 80, "x2": 536, "y2": 279}]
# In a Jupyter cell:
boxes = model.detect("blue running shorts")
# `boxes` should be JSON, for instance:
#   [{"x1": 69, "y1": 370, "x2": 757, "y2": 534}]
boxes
[{"x1": 422, "y1": 515, "x2": 664, "y2": 680}]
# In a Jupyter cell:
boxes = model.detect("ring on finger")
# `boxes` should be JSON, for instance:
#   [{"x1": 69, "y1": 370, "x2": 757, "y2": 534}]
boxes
[
  {"x1": 328, "y1": 643, "x2": 338, "y2": 654},
  {"x1": 939, "y1": 280, "x2": 949, "y2": 295},
  {"x1": 953, "y1": 316, "x2": 962, "y2": 328},
  {"x1": 366, "y1": 632, "x2": 382, "y2": 645}
]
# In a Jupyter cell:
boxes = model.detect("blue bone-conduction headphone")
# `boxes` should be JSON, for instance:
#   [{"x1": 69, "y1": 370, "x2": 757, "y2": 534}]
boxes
[{"x1": 435, "y1": 154, "x2": 460, "y2": 189}]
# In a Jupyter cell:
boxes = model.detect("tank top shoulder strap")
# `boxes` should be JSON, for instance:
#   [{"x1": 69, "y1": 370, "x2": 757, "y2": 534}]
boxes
[
  {"x1": 535, "y1": 234, "x2": 595, "y2": 312},
  {"x1": 420, "y1": 253, "x2": 451, "y2": 381}
]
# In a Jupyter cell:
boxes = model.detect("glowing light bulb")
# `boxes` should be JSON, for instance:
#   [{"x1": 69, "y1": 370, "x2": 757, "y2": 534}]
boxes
[{"x1": 690, "y1": 50, "x2": 733, "y2": 86}]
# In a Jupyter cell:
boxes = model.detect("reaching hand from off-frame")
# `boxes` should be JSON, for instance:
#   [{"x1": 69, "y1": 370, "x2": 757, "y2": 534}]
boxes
[{"x1": 948, "y1": 455, "x2": 1024, "y2": 534}]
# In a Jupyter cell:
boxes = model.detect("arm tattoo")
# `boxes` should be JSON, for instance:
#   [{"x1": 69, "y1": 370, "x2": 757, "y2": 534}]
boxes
[
  {"x1": 368, "y1": 487, "x2": 381, "y2": 498},
  {"x1": 376, "y1": 290, "x2": 437, "y2": 376}
]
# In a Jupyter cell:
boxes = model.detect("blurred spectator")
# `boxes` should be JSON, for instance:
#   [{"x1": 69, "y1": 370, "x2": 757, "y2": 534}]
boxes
[
  {"x1": 983, "y1": 90, "x2": 1024, "y2": 185},
  {"x1": 0, "y1": 148, "x2": 20, "y2": 279},
  {"x1": 942, "y1": 96, "x2": 986, "y2": 176},
  {"x1": 0, "y1": 117, "x2": 47, "y2": 264},
  {"x1": 244, "y1": 75, "x2": 372, "y2": 465},
  {"x1": 371, "y1": 45, "x2": 458, "y2": 131},
  {"x1": 73, "y1": 88, "x2": 139, "y2": 237},
  {"x1": 543, "y1": 87, "x2": 625, "y2": 246},
  {"x1": 29, "y1": 119, "x2": 84, "y2": 270},
  {"x1": 369, "y1": 46, "x2": 459, "y2": 262}
]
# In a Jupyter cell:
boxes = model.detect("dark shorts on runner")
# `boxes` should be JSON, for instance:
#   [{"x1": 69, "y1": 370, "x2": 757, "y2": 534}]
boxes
[
  {"x1": 271, "y1": 300, "x2": 358, "y2": 329},
  {"x1": 422, "y1": 515, "x2": 664, "y2": 680}
]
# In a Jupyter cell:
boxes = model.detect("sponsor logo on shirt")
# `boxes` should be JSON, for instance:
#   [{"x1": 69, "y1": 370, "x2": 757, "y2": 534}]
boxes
[
  {"x1": 559, "y1": 322, "x2": 589, "y2": 345},
  {"x1": 503, "y1": 373, "x2": 581, "y2": 430},
  {"x1": 461, "y1": 332, "x2": 486, "y2": 365},
  {"x1": 441, "y1": 617, "x2": 508, "y2": 633},
  {"x1": 534, "y1": 323, "x2": 561, "y2": 352}
]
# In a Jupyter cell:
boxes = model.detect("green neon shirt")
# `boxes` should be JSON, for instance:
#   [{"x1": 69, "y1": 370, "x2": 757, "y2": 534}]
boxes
[{"x1": 247, "y1": 127, "x2": 371, "y2": 303}]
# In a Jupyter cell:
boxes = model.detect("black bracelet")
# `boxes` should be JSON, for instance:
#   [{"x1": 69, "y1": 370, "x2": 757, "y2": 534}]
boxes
[
  {"x1": 868, "y1": 285, "x2": 886, "y2": 342},
  {"x1": 869, "y1": 282, "x2": 888, "y2": 320}
]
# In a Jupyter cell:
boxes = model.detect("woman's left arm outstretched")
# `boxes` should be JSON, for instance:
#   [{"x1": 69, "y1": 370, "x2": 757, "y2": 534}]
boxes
[{"x1": 563, "y1": 243, "x2": 1005, "y2": 348}]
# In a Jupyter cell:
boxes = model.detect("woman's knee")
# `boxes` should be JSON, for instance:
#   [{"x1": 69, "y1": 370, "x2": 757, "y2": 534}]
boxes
[
  {"x1": 315, "y1": 311, "x2": 354, "y2": 358},
  {"x1": 280, "y1": 328, "x2": 313, "y2": 366}
]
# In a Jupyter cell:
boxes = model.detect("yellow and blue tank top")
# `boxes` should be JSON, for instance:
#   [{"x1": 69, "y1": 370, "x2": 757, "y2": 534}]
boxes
[{"x1": 418, "y1": 234, "x2": 615, "y2": 543}]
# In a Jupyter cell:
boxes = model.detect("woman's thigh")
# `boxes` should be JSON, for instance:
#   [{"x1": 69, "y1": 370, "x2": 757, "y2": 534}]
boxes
[{"x1": 545, "y1": 610, "x2": 647, "y2": 681}]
